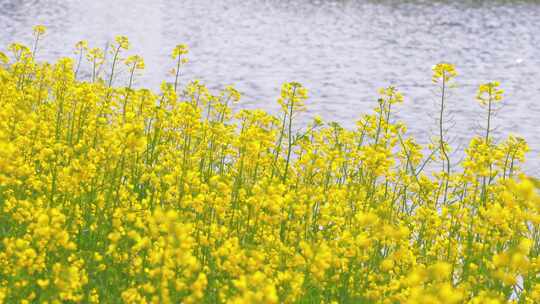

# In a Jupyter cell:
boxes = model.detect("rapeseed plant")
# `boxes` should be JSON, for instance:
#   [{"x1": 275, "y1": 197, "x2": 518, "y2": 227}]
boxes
[{"x1": 0, "y1": 27, "x2": 538, "y2": 303}]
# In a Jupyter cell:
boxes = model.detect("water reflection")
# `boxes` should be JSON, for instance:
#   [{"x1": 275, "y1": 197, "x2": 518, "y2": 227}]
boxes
[{"x1": 0, "y1": 0, "x2": 538, "y2": 171}]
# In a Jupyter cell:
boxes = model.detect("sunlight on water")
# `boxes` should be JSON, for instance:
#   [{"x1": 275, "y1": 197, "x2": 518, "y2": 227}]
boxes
[{"x1": 1, "y1": 0, "x2": 538, "y2": 171}]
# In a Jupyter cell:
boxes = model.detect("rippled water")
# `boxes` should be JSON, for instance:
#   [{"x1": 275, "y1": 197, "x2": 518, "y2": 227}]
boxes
[{"x1": 1, "y1": 0, "x2": 539, "y2": 172}]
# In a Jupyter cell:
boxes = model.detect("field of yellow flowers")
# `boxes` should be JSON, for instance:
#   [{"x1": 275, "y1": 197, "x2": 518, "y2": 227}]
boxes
[{"x1": 0, "y1": 27, "x2": 539, "y2": 304}]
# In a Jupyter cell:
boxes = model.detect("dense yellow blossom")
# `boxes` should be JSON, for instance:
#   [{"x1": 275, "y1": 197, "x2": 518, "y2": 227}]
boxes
[
  {"x1": 0, "y1": 31, "x2": 538, "y2": 303},
  {"x1": 477, "y1": 81, "x2": 504, "y2": 106},
  {"x1": 432, "y1": 62, "x2": 457, "y2": 83}
]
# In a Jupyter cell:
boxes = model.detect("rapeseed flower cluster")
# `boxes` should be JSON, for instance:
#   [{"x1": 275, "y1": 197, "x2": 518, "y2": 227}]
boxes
[{"x1": 0, "y1": 27, "x2": 539, "y2": 303}]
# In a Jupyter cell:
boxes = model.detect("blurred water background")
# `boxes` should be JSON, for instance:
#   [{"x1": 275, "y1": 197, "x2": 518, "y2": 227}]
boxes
[{"x1": 1, "y1": 0, "x2": 539, "y2": 173}]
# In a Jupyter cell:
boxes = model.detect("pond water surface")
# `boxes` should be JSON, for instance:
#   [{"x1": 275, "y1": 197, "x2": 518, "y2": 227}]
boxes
[{"x1": 1, "y1": 0, "x2": 539, "y2": 173}]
